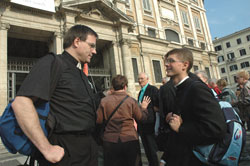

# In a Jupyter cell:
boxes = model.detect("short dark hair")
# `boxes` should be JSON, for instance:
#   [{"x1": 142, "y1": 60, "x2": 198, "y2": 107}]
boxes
[
  {"x1": 63, "y1": 24, "x2": 98, "y2": 49},
  {"x1": 112, "y1": 75, "x2": 128, "y2": 91},
  {"x1": 164, "y1": 48, "x2": 193, "y2": 72}
]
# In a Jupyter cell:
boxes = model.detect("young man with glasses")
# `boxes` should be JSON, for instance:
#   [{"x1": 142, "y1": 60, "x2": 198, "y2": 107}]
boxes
[
  {"x1": 12, "y1": 25, "x2": 99, "y2": 166},
  {"x1": 158, "y1": 48, "x2": 226, "y2": 166}
]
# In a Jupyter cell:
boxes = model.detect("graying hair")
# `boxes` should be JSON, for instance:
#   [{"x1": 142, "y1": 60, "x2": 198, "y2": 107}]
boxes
[
  {"x1": 194, "y1": 70, "x2": 208, "y2": 80},
  {"x1": 139, "y1": 72, "x2": 149, "y2": 79},
  {"x1": 208, "y1": 78, "x2": 217, "y2": 84}
]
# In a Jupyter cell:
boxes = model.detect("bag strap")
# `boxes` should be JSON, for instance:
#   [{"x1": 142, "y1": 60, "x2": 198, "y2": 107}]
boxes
[
  {"x1": 29, "y1": 54, "x2": 63, "y2": 166},
  {"x1": 104, "y1": 95, "x2": 129, "y2": 127},
  {"x1": 48, "y1": 53, "x2": 63, "y2": 99}
]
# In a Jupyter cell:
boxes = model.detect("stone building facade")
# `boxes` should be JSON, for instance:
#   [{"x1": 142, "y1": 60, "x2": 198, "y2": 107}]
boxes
[
  {"x1": 213, "y1": 27, "x2": 250, "y2": 91},
  {"x1": 0, "y1": 0, "x2": 219, "y2": 113}
]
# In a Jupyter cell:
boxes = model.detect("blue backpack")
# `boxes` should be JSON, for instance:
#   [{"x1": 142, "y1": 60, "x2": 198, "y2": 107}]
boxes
[
  {"x1": 0, "y1": 101, "x2": 50, "y2": 155},
  {"x1": 0, "y1": 53, "x2": 62, "y2": 156},
  {"x1": 193, "y1": 101, "x2": 246, "y2": 166}
]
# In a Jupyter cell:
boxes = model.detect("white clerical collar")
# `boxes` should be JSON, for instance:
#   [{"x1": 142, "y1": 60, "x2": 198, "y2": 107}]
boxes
[
  {"x1": 76, "y1": 63, "x2": 82, "y2": 70},
  {"x1": 175, "y1": 76, "x2": 189, "y2": 88}
]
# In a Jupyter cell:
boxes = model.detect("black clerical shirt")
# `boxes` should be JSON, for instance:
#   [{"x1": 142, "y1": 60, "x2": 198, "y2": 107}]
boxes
[{"x1": 17, "y1": 51, "x2": 97, "y2": 134}]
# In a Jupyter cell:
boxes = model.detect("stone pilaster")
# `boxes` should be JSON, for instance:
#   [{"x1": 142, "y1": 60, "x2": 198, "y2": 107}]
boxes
[
  {"x1": 134, "y1": 0, "x2": 144, "y2": 34},
  {"x1": 0, "y1": 23, "x2": 10, "y2": 114},
  {"x1": 120, "y1": 38, "x2": 136, "y2": 96},
  {"x1": 203, "y1": 12, "x2": 213, "y2": 51},
  {"x1": 175, "y1": 1, "x2": 186, "y2": 45},
  {"x1": 153, "y1": 0, "x2": 164, "y2": 39},
  {"x1": 200, "y1": 11, "x2": 209, "y2": 51},
  {"x1": 187, "y1": 6, "x2": 199, "y2": 47},
  {"x1": 110, "y1": 41, "x2": 122, "y2": 76},
  {"x1": 50, "y1": 32, "x2": 63, "y2": 54}
]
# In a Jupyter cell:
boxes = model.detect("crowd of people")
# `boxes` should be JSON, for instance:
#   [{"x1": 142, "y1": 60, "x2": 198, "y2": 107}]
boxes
[{"x1": 11, "y1": 24, "x2": 250, "y2": 166}]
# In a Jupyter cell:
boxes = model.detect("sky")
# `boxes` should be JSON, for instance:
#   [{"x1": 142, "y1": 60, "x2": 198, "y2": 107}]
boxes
[{"x1": 204, "y1": 0, "x2": 250, "y2": 40}]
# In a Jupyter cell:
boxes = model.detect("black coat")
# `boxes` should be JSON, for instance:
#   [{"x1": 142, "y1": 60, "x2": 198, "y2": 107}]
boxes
[
  {"x1": 138, "y1": 84, "x2": 159, "y2": 134},
  {"x1": 159, "y1": 74, "x2": 226, "y2": 166}
]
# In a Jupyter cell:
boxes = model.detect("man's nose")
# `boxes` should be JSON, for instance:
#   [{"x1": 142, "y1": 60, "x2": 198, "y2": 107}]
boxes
[{"x1": 92, "y1": 49, "x2": 97, "y2": 54}]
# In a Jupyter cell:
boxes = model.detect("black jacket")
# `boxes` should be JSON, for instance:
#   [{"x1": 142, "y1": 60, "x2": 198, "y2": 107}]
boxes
[
  {"x1": 159, "y1": 74, "x2": 226, "y2": 166},
  {"x1": 138, "y1": 84, "x2": 159, "y2": 134}
]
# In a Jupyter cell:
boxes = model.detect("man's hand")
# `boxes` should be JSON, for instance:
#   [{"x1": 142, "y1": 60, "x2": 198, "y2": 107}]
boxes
[
  {"x1": 43, "y1": 145, "x2": 65, "y2": 163},
  {"x1": 166, "y1": 113, "x2": 183, "y2": 133},
  {"x1": 12, "y1": 97, "x2": 64, "y2": 163},
  {"x1": 140, "y1": 96, "x2": 151, "y2": 109},
  {"x1": 165, "y1": 112, "x2": 173, "y2": 123}
]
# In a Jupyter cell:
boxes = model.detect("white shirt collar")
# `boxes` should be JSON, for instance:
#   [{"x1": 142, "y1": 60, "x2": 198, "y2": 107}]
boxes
[
  {"x1": 175, "y1": 76, "x2": 189, "y2": 88},
  {"x1": 76, "y1": 63, "x2": 82, "y2": 70}
]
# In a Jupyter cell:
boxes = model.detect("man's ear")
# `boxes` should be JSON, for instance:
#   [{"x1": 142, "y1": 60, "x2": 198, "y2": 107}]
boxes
[
  {"x1": 183, "y1": 61, "x2": 189, "y2": 71},
  {"x1": 73, "y1": 37, "x2": 81, "y2": 48}
]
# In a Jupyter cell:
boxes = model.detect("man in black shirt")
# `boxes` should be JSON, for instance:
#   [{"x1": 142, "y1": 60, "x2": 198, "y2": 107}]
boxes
[{"x1": 12, "y1": 25, "x2": 99, "y2": 166}]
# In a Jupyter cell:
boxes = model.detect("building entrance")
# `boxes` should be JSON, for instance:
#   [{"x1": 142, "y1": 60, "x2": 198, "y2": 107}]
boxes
[{"x1": 7, "y1": 34, "x2": 112, "y2": 101}]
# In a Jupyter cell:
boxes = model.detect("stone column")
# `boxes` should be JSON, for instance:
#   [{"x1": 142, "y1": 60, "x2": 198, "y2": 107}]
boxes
[
  {"x1": 0, "y1": 23, "x2": 10, "y2": 113},
  {"x1": 120, "y1": 39, "x2": 136, "y2": 96}
]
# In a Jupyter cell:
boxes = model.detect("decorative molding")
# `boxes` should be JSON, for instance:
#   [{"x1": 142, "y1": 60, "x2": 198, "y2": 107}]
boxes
[
  {"x1": 161, "y1": 17, "x2": 179, "y2": 26},
  {"x1": 112, "y1": 41, "x2": 120, "y2": 47},
  {"x1": 85, "y1": 8, "x2": 104, "y2": 19},
  {"x1": 0, "y1": 22, "x2": 10, "y2": 30},
  {"x1": 54, "y1": 31, "x2": 63, "y2": 38},
  {"x1": 119, "y1": 38, "x2": 131, "y2": 47}
]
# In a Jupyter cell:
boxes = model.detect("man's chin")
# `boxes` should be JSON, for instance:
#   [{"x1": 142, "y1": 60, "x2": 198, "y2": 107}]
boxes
[{"x1": 166, "y1": 71, "x2": 173, "y2": 77}]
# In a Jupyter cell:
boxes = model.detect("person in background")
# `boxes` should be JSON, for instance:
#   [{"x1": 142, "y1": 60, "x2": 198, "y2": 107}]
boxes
[
  {"x1": 96, "y1": 75, "x2": 150, "y2": 166},
  {"x1": 194, "y1": 70, "x2": 217, "y2": 97},
  {"x1": 234, "y1": 71, "x2": 250, "y2": 130},
  {"x1": 208, "y1": 78, "x2": 221, "y2": 95},
  {"x1": 217, "y1": 78, "x2": 237, "y2": 105},
  {"x1": 137, "y1": 72, "x2": 159, "y2": 166},
  {"x1": 234, "y1": 71, "x2": 250, "y2": 161},
  {"x1": 160, "y1": 48, "x2": 226, "y2": 166}
]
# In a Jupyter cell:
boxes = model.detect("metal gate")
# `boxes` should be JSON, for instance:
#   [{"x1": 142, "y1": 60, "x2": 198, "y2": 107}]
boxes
[{"x1": 7, "y1": 58, "x2": 111, "y2": 102}]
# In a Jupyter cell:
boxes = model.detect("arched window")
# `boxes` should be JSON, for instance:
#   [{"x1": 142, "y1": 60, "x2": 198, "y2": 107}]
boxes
[{"x1": 165, "y1": 29, "x2": 180, "y2": 43}]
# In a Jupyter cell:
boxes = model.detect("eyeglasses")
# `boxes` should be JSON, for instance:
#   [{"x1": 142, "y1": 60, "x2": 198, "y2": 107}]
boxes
[
  {"x1": 85, "y1": 42, "x2": 96, "y2": 49},
  {"x1": 165, "y1": 58, "x2": 183, "y2": 64}
]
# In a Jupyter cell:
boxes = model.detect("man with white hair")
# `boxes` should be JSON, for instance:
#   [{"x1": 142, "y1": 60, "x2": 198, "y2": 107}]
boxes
[{"x1": 137, "y1": 72, "x2": 159, "y2": 166}]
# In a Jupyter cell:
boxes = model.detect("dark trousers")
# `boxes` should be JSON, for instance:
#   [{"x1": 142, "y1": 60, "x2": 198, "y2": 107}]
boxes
[
  {"x1": 164, "y1": 153, "x2": 205, "y2": 166},
  {"x1": 37, "y1": 133, "x2": 98, "y2": 166},
  {"x1": 140, "y1": 133, "x2": 159, "y2": 166},
  {"x1": 103, "y1": 139, "x2": 140, "y2": 166}
]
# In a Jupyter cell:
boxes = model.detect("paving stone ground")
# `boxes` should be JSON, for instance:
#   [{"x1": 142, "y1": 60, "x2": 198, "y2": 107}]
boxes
[{"x1": 1, "y1": 132, "x2": 250, "y2": 166}]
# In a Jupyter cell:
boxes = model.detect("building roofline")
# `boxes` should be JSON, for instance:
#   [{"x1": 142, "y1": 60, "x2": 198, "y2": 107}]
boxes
[{"x1": 213, "y1": 27, "x2": 250, "y2": 43}]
